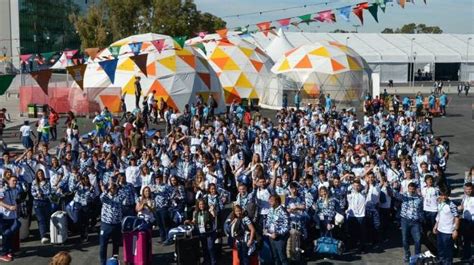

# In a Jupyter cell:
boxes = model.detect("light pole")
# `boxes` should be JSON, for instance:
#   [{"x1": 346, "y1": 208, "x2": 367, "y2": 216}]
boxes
[
  {"x1": 467, "y1": 37, "x2": 472, "y2": 81},
  {"x1": 413, "y1": 52, "x2": 417, "y2": 87},
  {"x1": 410, "y1": 37, "x2": 415, "y2": 87},
  {"x1": 346, "y1": 36, "x2": 350, "y2": 47},
  {"x1": 352, "y1": 25, "x2": 360, "y2": 33}
]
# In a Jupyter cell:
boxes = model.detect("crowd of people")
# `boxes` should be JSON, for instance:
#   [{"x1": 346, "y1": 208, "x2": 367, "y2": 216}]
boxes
[{"x1": 0, "y1": 90, "x2": 472, "y2": 265}]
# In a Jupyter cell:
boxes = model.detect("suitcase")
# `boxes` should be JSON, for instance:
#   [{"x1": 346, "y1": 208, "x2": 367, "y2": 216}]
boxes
[
  {"x1": 287, "y1": 228, "x2": 303, "y2": 261},
  {"x1": 175, "y1": 236, "x2": 200, "y2": 265},
  {"x1": 19, "y1": 217, "x2": 30, "y2": 240},
  {"x1": 123, "y1": 229, "x2": 152, "y2": 265},
  {"x1": 50, "y1": 211, "x2": 68, "y2": 244}
]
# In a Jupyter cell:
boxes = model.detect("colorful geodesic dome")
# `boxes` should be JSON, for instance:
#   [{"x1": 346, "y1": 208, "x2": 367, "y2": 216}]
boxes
[
  {"x1": 83, "y1": 33, "x2": 225, "y2": 113},
  {"x1": 264, "y1": 41, "x2": 368, "y2": 107},
  {"x1": 187, "y1": 35, "x2": 273, "y2": 104}
]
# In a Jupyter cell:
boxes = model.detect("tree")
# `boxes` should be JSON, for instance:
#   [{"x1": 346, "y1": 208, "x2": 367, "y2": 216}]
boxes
[
  {"x1": 381, "y1": 28, "x2": 394, "y2": 33},
  {"x1": 381, "y1": 23, "x2": 443, "y2": 34},
  {"x1": 70, "y1": 0, "x2": 226, "y2": 49},
  {"x1": 331, "y1": 29, "x2": 350, "y2": 33}
]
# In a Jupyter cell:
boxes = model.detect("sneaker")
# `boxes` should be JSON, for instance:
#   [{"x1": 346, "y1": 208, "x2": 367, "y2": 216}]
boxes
[
  {"x1": 6, "y1": 254, "x2": 13, "y2": 260},
  {"x1": 0, "y1": 255, "x2": 12, "y2": 262},
  {"x1": 41, "y1": 237, "x2": 49, "y2": 244}
]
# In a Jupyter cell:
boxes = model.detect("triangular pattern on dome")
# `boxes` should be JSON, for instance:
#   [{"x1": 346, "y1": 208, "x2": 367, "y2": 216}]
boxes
[
  {"x1": 303, "y1": 83, "x2": 320, "y2": 97},
  {"x1": 159, "y1": 56, "x2": 176, "y2": 72},
  {"x1": 222, "y1": 57, "x2": 240, "y2": 71},
  {"x1": 235, "y1": 73, "x2": 253, "y2": 88},
  {"x1": 309, "y1": 47, "x2": 331, "y2": 57},
  {"x1": 175, "y1": 48, "x2": 193, "y2": 56},
  {"x1": 210, "y1": 47, "x2": 228, "y2": 59},
  {"x1": 147, "y1": 62, "x2": 156, "y2": 76},
  {"x1": 278, "y1": 58, "x2": 291, "y2": 71},
  {"x1": 295, "y1": 55, "x2": 313, "y2": 69},
  {"x1": 117, "y1": 58, "x2": 135, "y2": 71},
  {"x1": 218, "y1": 40, "x2": 233, "y2": 46},
  {"x1": 198, "y1": 73, "x2": 211, "y2": 90},
  {"x1": 223, "y1": 86, "x2": 241, "y2": 104},
  {"x1": 239, "y1": 47, "x2": 254, "y2": 58},
  {"x1": 347, "y1": 56, "x2": 362, "y2": 71},
  {"x1": 99, "y1": 95, "x2": 121, "y2": 112},
  {"x1": 331, "y1": 59, "x2": 346, "y2": 72},
  {"x1": 150, "y1": 80, "x2": 178, "y2": 110},
  {"x1": 250, "y1": 60, "x2": 263, "y2": 72},
  {"x1": 211, "y1": 57, "x2": 229, "y2": 70},
  {"x1": 248, "y1": 89, "x2": 259, "y2": 99},
  {"x1": 122, "y1": 76, "x2": 136, "y2": 95},
  {"x1": 284, "y1": 48, "x2": 298, "y2": 57},
  {"x1": 179, "y1": 55, "x2": 196, "y2": 68},
  {"x1": 141, "y1": 42, "x2": 151, "y2": 52}
]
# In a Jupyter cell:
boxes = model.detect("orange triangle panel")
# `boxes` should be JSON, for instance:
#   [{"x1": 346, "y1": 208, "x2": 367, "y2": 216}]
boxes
[
  {"x1": 250, "y1": 59, "x2": 263, "y2": 72},
  {"x1": 331, "y1": 59, "x2": 346, "y2": 72},
  {"x1": 147, "y1": 62, "x2": 156, "y2": 76},
  {"x1": 198, "y1": 73, "x2": 211, "y2": 89},
  {"x1": 180, "y1": 55, "x2": 196, "y2": 68},
  {"x1": 284, "y1": 48, "x2": 298, "y2": 57},
  {"x1": 212, "y1": 57, "x2": 229, "y2": 70},
  {"x1": 295, "y1": 55, "x2": 312, "y2": 69},
  {"x1": 100, "y1": 95, "x2": 121, "y2": 113},
  {"x1": 223, "y1": 87, "x2": 241, "y2": 104}
]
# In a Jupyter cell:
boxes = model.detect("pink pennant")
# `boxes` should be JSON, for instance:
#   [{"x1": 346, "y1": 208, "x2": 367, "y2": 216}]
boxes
[
  {"x1": 151, "y1": 39, "x2": 166, "y2": 53},
  {"x1": 198, "y1": 31, "x2": 207, "y2": 38},
  {"x1": 256, "y1": 21, "x2": 272, "y2": 36},
  {"x1": 64, "y1": 49, "x2": 78, "y2": 59},
  {"x1": 315, "y1": 10, "x2": 336, "y2": 23},
  {"x1": 20, "y1": 54, "x2": 32, "y2": 63},
  {"x1": 356, "y1": 2, "x2": 369, "y2": 9},
  {"x1": 277, "y1": 18, "x2": 291, "y2": 27}
]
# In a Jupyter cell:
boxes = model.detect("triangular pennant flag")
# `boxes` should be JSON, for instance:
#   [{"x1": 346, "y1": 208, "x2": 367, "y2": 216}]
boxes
[
  {"x1": 85, "y1": 48, "x2": 100, "y2": 59},
  {"x1": 375, "y1": 0, "x2": 386, "y2": 12},
  {"x1": 216, "y1": 28, "x2": 228, "y2": 39},
  {"x1": 198, "y1": 31, "x2": 207, "y2": 38},
  {"x1": 352, "y1": 7, "x2": 364, "y2": 24},
  {"x1": 0, "y1": 74, "x2": 15, "y2": 96},
  {"x1": 298, "y1": 14, "x2": 313, "y2": 24},
  {"x1": 99, "y1": 59, "x2": 118, "y2": 83},
  {"x1": 277, "y1": 18, "x2": 291, "y2": 27},
  {"x1": 40, "y1": 52, "x2": 56, "y2": 62},
  {"x1": 423, "y1": 0, "x2": 426, "y2": 4},
  {"x1": 194, "y1": 43, "x2": 206, "y2": 55},
  {"x1": 20, "y1": 54, "x2": 32, "y2": 63},
  {"x1": 173, "y1": 36, "x2": 187, "y2": 49},
  {"x1": 30, "y1": 70, "x2": 52, "y2": 95},
  {"x1": 64, "y1": 49, "x2": 78, "y2": 59},
  {"x1": 151, "y1": 39, "x2": 166, "y2": 53},
  {"x1": 108, "y1": 46, "x2": 121, "y2": 59},
  {"x1": 368, "y1": 4, "x2": 379, "y2": 22},
  {"x1": 315, "y1": 10, "x2": 336, "y2": 23},
  {"x1": 295, "y1": 55, "x2": 312, "y2": 69},
  {"x1": 256, "y1": 21, "x2": 272, "y2": 36},
  {"x1": 356, "y1": 2, "x2": 370, "y2": 9},
  {"x1": 397, "y1": 0, "x2": 406, "y2": 8},
  {"x1": 131, "y1": 54, "x2": 148, "y2": 77},
  {"x1": 128, "y1": 42, "x2": 143, "y2": 56},
  {"x1": 337, "y1": 6, "x2": 352, "y2": 22},
  {"x1": 66, "y1": 64, "x2": 87, "y2": 90}
]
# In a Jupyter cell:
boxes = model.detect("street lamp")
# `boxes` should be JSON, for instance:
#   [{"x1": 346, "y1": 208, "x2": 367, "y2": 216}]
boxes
[
  {"x1": 467, "y1": 37, "x2": 472, "y2": 67},
  {"x1": 413, "y1": 51, "x2": 417, "y2": 87},
  {"x1": 410, "y1": 37, "x2": 415, "y2": 87},
  {"x1": 346, "y1": 36, "x2": 350, "y2": 47}
]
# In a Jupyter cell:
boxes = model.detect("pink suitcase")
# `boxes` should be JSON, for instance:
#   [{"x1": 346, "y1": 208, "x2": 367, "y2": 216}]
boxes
[{"x1": 123, "y1": 229, "x2": 152, "y2": 265}]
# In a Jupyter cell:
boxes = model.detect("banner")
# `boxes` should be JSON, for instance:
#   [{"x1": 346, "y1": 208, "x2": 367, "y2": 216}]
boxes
[
  {"x1": 99, "y1": 59, "x2": 118, "y2": 84},
  {"x1": 0, "y1": 75, "x2": 15, "y2": 96},
  {"x1": 151, "y1": 39, "x2": 166, "y2": 53},
  {"x1": 64, "y1": 49, "x2": 78, "y2": 59},
  {"x1": 173, "y1": 36, "x2": 187, "y2": 49},
  {"x1": 315, "y1": 10, "x2": 336, "y2": 23},
  {"x1": 30, "y1": 70, "x2": 52, "y2": 95},
  {"x1": 337, "y1": 6, "x2": 352, "y2": 22},
  {"x1": 352, "y1": 7, "x2": 364, "y2": 24},
  {"x1": 277, "y1": 18, "x2": 291, "y2": 27},
  {"x1": 128, "y1": 42, "x2": 143, "y2": 56},
  {"x1": 85, "y1": 48, "x2": 100, "y2": 59},
  {"x1": 368, "y1": 4, "x2": 379, "y2": 22},
  {"x1": 131, "y1": 54, "x2": 148, "y2": 77},
  {"x1": 66, "y1": 64, "x2": 87, "y2": 90},
  {"x1": 108, "y1": 46, "x2": 121, "y2": 59}
]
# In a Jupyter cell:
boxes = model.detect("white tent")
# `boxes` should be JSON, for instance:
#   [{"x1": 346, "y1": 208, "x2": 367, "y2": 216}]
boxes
[
  {"x1": 264, "y1": 29, "x2": 294, "y2": 62},
  {"x1": 50, "y1": 53, "x2": 73, "y2": 70}
]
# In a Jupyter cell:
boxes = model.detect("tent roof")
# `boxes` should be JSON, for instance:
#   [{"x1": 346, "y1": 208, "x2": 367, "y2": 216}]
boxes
[
  {"x1": 264, "y1": 29, "x2": 294, "y2": 62},
  {"x1": 248, "y1": 32, "x2": 474, "y2": 63}
]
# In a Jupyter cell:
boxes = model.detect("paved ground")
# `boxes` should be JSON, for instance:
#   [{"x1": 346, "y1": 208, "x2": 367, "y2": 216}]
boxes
[{"x1": 0, "y1": 93, "x2": 472, "y2": 264}]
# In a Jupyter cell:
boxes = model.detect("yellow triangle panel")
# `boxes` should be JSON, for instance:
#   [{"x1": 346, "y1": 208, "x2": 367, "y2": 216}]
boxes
[
  {"x1": 235, "y1": 73, "x2": 253, "y2": 88},
  {"x1": 239, "y1": 47, "x2": 253, "y2": 57},
  {"x1": 309, "y1": 47, "x2": 330, "y2": 57},
  {"x1": 347, "y1": 56, "x2": 362, "y2": 71},
  {"x1": 117, "y1": 58, "x2": 135, "y2": 71},
  {"x1": 122, "y1": 76, "x2": 136, "y2": 95},
  {"x1": 210, "y1": 47, "x2": 228, "y2": 59},
  {"x1": 248, "y1": 89, "x2": 259, "y2": 99},
  {"x1": 222, "y1": 57, "x2": 240, "y2": 71},
  {"x1": 278, "y1": 58, "x2": 291, "y2": 71},
  {"x1": 159, "y1": 56, "x2": 176, "y2": 72}
]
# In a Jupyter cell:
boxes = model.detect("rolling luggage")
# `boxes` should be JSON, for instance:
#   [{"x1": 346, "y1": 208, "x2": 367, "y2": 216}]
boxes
[
  {"x1": 175, "y1": 235, "x2": 200, "y2": 265},
  {"x1": 122, "y1": 229, "x2": 152, "y2": 265},
  {"x1": 50, "y1": 211, "x2": 68, "y2": 244},
  {"x1": 287, "y1": 227, "x2": 304, "y2": 261}
]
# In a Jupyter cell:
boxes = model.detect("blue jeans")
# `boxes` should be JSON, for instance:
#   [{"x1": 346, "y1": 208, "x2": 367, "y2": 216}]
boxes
[
  {"x1": 269, "y1": 234, "x2": 289, "y2": 265},
  {"x1": 461, "y1": 220, "x2": 473, "y2": 260},
  {"x1": 199, "y1": 232, "x2": 217, "y2": 265},
  {"x1": 423, "y1": 211, "x2": 437, "y2": 232},
  {"x1": 1, "y1": 218, "x2": 20, "y2": 255},
  {"x1": 34, "y1": 200, "x2": 51, "y2": 238},
  {"x1": 99, "y1": 223, "x2": 121, "y2": 265},
  {"x1": 437, "y1": 231, "x2": 453, "y2": 265},
  {"x1": 401, "y1": 218, "x2": 422, "y2": 259},
  {"x1": 236, "y1": 241, "x2": 250, "y2": 265},
  {"x1": 156, "y1": 208, "x2": 170, "y2": 242}
]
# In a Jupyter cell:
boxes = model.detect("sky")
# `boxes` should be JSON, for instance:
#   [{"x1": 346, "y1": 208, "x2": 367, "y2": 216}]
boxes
[{"x1": 194, "y1": 0, "x2": 474, "y2": 34}]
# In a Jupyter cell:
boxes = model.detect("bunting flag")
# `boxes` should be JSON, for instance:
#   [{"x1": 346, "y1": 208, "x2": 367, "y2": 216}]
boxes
[
  {"x1": 173, "y1": 36, "x2": 187, "y2": 49},
  {"x1": 352, "y1": 7, "x2": 364, "y2": 24},
  {"x1": 131, "y1": 54, "x2": 148, "y2": 77},
  {"x1": 315, "y1": 10, "x2": 336, "y2": 23},
  {"x1": 64, "y1": 49, "x2": 78, "y2": 59},
  {"x1": 216, "y1": 28, "x2": 228, "y2": 40},
  {"x1": 376, "y1": 0, "x2": 386, "y2": 12},
  {"x1": 397, "y1": 0, "x2": 406, "y2": 8},
  {"x1": 298, "y1": 14, "x2": 313, "y2": 24},
  {"x1": 30, "y1": 70, "x2": 52, "y2": 95},
  {"x1": 368, "y1": 4, "x2": 379, "y2": 22},
  {"x1": 256, "y1": 21, "x2": 272, "y2": 36},
  {"x1": 99, "y1": 59, "x2": 118, "y2": 83},
  {"x1": 356, "y1": 2, "x2": 370, "y2": 9},
  {"x1": 128, "y1": 42, "x2": 143, "y2": 56},
  {"x1": 198, "y1": 31, "x2": 207, "y2": 38},
  {"x1": 41, "y1": 52, "x2": 56, "y2": 62},
  {"x1": 20, "y1": 54, "x2": 32, "y2": 64},
  {"x1": 108, "y1": 46, "x2": 121, "y2": 59},
  {"x1": 423, "y1": 0, "x2": 426, "y2": 4},
  {"x1": 194, "y1": 43, "x2": 207, "y2": 55},
  {"x1": 277, "y1": 18, "x2": 292, "y2": 27},
  {"x1": 0, "y1": 74, "x2": 15, "y2": 96},
  {"x1": 66, "y1": 64, "x2": 87, "y2": 90},
  {"x1": 85, "y1": 48, "x2": 100, "y2": 59},
  {"x1": 151, "y1": 39, "x2": 166, "y2": 53},
  {"x1": 337, "y1": 6, "x2": 352, "y2": 22}
]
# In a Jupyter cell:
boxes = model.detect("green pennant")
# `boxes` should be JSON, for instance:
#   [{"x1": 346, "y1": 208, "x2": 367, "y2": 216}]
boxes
[
  {"x1": 298, "y1": 14, "x2": 313, "y2": 24},
  {"x1": 194, "y1": 43, "x2": 206, "y2": 55},
  {"x1": 173, "y1": 36, "x2": 187, "y2": 49},
  {"x1": 108, "y1": 46, "x2": 121, "y2": 58},
  {"x1": 368, "y1": 4, "x2": 379, "y2": 23},
  {"x1": 40, "y1": 51, "x2": 56, "y2": 62},
  {"x1": 0, "y1": 74, "x2": 15, "y2": 96},
  {"x1": 376, "y1": 0, "x2": 386, "y2": 12}
]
